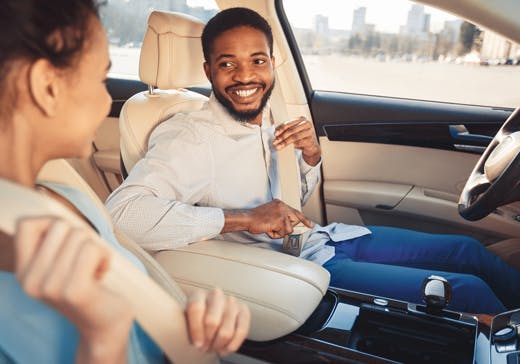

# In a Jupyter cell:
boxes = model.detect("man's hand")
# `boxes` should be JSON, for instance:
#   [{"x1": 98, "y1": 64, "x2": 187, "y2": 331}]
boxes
[
  {"x1": 186, "y1": 288, "x2": 250, "y2": 357},
  {"x1": 248, "y1": 199, "x2": 313, "y2": 238},
  {"x1": 223, "y1": 200, "x2": 313, "y2": 238},
  {"x1": 273, "y1": 117, "x2": 321, "y2": 166}
]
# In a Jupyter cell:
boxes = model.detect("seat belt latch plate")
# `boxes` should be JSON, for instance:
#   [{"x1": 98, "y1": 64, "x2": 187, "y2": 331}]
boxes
[{"x1": 282, "y1": 226, "x2": 311, "y2": 257}]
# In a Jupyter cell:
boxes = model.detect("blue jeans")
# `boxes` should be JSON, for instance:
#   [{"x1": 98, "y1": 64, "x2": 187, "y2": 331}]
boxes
[{"x1": 322, "y1": 226, "x2": 520, "y2": 314}]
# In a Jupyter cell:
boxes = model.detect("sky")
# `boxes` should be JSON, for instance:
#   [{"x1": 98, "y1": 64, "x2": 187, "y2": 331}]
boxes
[{"x1": 186, "y1": 0, "x2": 459, "y2": 33}]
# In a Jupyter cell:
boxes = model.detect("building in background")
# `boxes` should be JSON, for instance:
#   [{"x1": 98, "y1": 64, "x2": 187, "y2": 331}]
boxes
[
  {"x1": 400, "y1": 4, "x2": 430, "y2": 38},
  {"x1": 313, "y1": 14, "x2": 329, "y2": 35},
  {"x1": 351, "y1": 7, "x2": 374, "y2": 35},
  {"x1": 441, "y1": 19, "x2": 463, "y2": 43},
  {"x1": 352, "y1": 7, "x2": 366, "y2": 34}
]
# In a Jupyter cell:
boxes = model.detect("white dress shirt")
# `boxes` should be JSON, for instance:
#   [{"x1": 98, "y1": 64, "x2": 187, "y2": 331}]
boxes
[{"x1": 106, "y1": 94, "x2": 371, "y2": 265}]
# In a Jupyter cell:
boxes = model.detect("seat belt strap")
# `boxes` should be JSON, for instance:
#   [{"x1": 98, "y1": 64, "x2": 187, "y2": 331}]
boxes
[{"x1": 270, "y1": 83, "x2": 311, "y2": 256}]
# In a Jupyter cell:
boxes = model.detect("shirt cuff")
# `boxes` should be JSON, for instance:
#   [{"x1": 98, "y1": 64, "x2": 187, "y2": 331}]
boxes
[
  {"x1": 195, "y1": 206, "x2": 225, "y2": 240},
  {"x1": 300, "y1": 157, "x2": 322, "y2": 175}
]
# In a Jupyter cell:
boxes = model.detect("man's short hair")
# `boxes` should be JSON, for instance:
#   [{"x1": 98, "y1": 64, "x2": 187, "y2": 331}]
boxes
[{"x1": 201, "y1": 7, "x2": 273, "y2": 62}]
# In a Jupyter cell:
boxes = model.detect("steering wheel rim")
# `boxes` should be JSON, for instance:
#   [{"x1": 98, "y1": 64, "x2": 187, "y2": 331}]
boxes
[{"x1": 459, "y1": 107, "x2": 520, "y2": 221}]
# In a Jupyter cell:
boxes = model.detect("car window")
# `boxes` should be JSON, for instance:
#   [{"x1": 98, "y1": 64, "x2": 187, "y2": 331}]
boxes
[
  {"x1": 99, "y1": 0, "x2": 218, "y2": 79},
  {"x1": 282, "y1": 0, "x2": 520, "y2": 108}
]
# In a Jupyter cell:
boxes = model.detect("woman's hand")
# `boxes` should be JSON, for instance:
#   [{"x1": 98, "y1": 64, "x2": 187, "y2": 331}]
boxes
[
  {"x1": 186, "y1": 288, "x2": 251, "y2": 357},
  {"x1": 14, "y1": 217, "x2": 133, "y2": 363}
]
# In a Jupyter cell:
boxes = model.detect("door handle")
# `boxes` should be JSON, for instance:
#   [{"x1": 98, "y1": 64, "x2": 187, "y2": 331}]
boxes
[{"x1": 449, "y1": 124, "x2": 493, "y2": 144}]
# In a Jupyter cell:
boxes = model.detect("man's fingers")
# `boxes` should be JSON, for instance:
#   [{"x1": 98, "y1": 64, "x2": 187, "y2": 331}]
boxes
[
  {"x1": 285, "y1": 204, "x2": 313, "y2": 229},
  {"x1": 283, "y1": 215, "x2": 294, "y2": 235},
  {"x1": 296, "y1": 211, "x2": 314, "y2": 228},
  {"x1": 267, "y1": 230, "x2": 284, "y2": 239},
  {"x1": 274, "y1": 117, "x2": 306, "y2": 136},
  {"x1": 273, "y1": 119, "x2": 312, "y2": 147}
]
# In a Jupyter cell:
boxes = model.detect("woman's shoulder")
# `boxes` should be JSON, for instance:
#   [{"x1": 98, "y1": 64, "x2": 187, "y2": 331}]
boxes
[{"x1": 36, "y1": 182, "x2": 146, "y2": 271}]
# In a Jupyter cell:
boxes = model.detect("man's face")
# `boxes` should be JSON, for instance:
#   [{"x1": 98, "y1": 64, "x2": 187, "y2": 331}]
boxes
[{"x1": 204, "y1": 25, "x2": 275, "y2": 125}]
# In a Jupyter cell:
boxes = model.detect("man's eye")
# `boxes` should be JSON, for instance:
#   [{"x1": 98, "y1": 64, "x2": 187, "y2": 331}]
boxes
[
  {"x1": 254, "y1": 59, "x2": 266, "y2": 65},
  {"x1": 219, "y1": 62, "x2": 234, "y2": 68}
]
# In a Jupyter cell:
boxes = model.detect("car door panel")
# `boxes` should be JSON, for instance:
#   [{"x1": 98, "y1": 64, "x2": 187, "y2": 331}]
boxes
[{"x1": 311, "y1": 91, "x2": 520, "y2": 243}]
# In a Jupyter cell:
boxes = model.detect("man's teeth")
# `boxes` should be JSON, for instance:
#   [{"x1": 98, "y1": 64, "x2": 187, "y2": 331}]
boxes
[{"x1": 235, "y1": 89, "x2": 257, "y2": 97}]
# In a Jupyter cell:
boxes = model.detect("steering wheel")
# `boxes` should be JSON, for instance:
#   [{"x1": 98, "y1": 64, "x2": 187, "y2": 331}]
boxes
[{"x1": 459, "y1": 107, "x2": 520, "y2": 221}]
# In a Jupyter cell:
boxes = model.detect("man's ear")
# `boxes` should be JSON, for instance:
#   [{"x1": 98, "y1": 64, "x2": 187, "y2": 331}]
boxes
[
  {"x1": 203, "y1": 61, "x2": 211, "y2": 82},
  {"x1": 28, "y1": 59, "x2": 60, "y2": 117},
  {"x1": 271, "y1": 55, "x2": 276, "y2": 68}
]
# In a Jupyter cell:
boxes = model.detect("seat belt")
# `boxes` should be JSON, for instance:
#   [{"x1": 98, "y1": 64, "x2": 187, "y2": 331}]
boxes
[
  {"x1": 0, "y1": 179, "x2": 219, "y2": 364},
  {"x1": 270, "y1": 83, "x2": 311, "y2": 256}
]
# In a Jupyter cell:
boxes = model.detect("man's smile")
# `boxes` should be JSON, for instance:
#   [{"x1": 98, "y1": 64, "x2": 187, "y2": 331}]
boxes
[
  {"x1": 226, "y1": 84, "x2": 265, "y2": 104},
  {"x1": 235, "y1": 88, "x2": 258, "y2": 98}
]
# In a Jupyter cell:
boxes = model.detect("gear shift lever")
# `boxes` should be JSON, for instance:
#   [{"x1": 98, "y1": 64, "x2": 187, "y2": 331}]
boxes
[{"x1": 422, "y1": 275, "x2": 452, "y2": 313}]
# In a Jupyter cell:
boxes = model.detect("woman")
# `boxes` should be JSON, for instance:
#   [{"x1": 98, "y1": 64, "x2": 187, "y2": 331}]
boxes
[{"x1": 0, "y1": 1, "x2": 250, "y2": 363}]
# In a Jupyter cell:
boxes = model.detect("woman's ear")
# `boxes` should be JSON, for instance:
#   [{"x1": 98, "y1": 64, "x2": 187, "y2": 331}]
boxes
[{"x1": 28, "y1": 59, "x2": 60, "y2": 117}]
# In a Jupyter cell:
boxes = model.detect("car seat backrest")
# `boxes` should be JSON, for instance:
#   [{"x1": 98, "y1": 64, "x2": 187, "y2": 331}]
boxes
[
  {"x1": 120, "y1": 10, "x2": 209, "y2": 173},
  {"x1": 37, "y1": 159, "x2": 187, "y2": 303}
]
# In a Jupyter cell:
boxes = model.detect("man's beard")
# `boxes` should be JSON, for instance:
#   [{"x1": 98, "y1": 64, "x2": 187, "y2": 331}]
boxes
[{"x1": 213, "y1": 79, "x2": 275, "y2": 123}]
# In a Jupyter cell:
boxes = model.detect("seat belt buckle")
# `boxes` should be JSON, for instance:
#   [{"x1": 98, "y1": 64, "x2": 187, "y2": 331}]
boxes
[{"x1": 282, "y1": 224, "x2": 311, "y2": 257}]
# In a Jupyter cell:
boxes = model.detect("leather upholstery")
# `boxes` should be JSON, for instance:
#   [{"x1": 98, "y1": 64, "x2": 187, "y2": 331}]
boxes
[
  {"x1": 120, "y1": 11, "x2": 209, "y2": 173},
  {"x1": 139, "y1": 11, "x2": 207, "y2": 89},
  {"x1": 40, "y1": 159, "x2": 330, "y2": 341},
  {"x1": 38, "y1": 159, "x2": 188, "y2": 304},
  {"x1": 154, "y1": 240, "x2": 330, "y2": 341},
  {"x1": 119, "y1": 10, "x2": 330, "y2": 341}
]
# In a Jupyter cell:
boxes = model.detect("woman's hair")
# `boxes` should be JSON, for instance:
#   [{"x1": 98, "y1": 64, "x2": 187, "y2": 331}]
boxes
[
  {"x1": 0, "y1": 0, "x2": 100, "y2": 119},
  {"x1": 201, "y1": 7, "x2": 273, "y2": 63}
]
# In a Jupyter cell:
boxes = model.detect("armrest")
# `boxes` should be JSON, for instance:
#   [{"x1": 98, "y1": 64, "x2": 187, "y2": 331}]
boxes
[{"x1": 152, "y1": 240, "x2": 330, "y2": 341}]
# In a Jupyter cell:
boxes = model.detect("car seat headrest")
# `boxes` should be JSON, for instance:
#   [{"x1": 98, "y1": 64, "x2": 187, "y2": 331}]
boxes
[{"x1": 139, "y1": 11, "x2": 208, "y2": 89}]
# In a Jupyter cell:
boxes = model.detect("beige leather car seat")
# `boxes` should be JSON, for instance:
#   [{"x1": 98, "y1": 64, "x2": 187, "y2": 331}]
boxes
[
  {"x1": 118, "y1": 10, "x2": 330, "y2": 341},
  {"x1": 41, "y1": 157, "x2": 329, "y2": 342},
  {"x1": 120, "y1": 10, "x2": 208, "y2": 173},
  {"x1": 37, "y1": 159, "x2": 189, "y2": 301}
]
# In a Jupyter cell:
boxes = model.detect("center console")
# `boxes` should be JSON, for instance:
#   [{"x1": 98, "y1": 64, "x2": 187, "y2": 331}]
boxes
[
  {"x1": 302, "y1": 289, "x2": 480, "y2": 363},
  {"x1": 149, "y1": 238, "x2": 519, "y2": 363},
  {"x1": 241, "y1": 286, "x2": 520, "y2": 364}
]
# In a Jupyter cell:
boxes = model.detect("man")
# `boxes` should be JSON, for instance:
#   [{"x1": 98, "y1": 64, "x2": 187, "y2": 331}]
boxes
[{"x1": 106, "y1": 7, "x2": 520, "y2": 314}]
